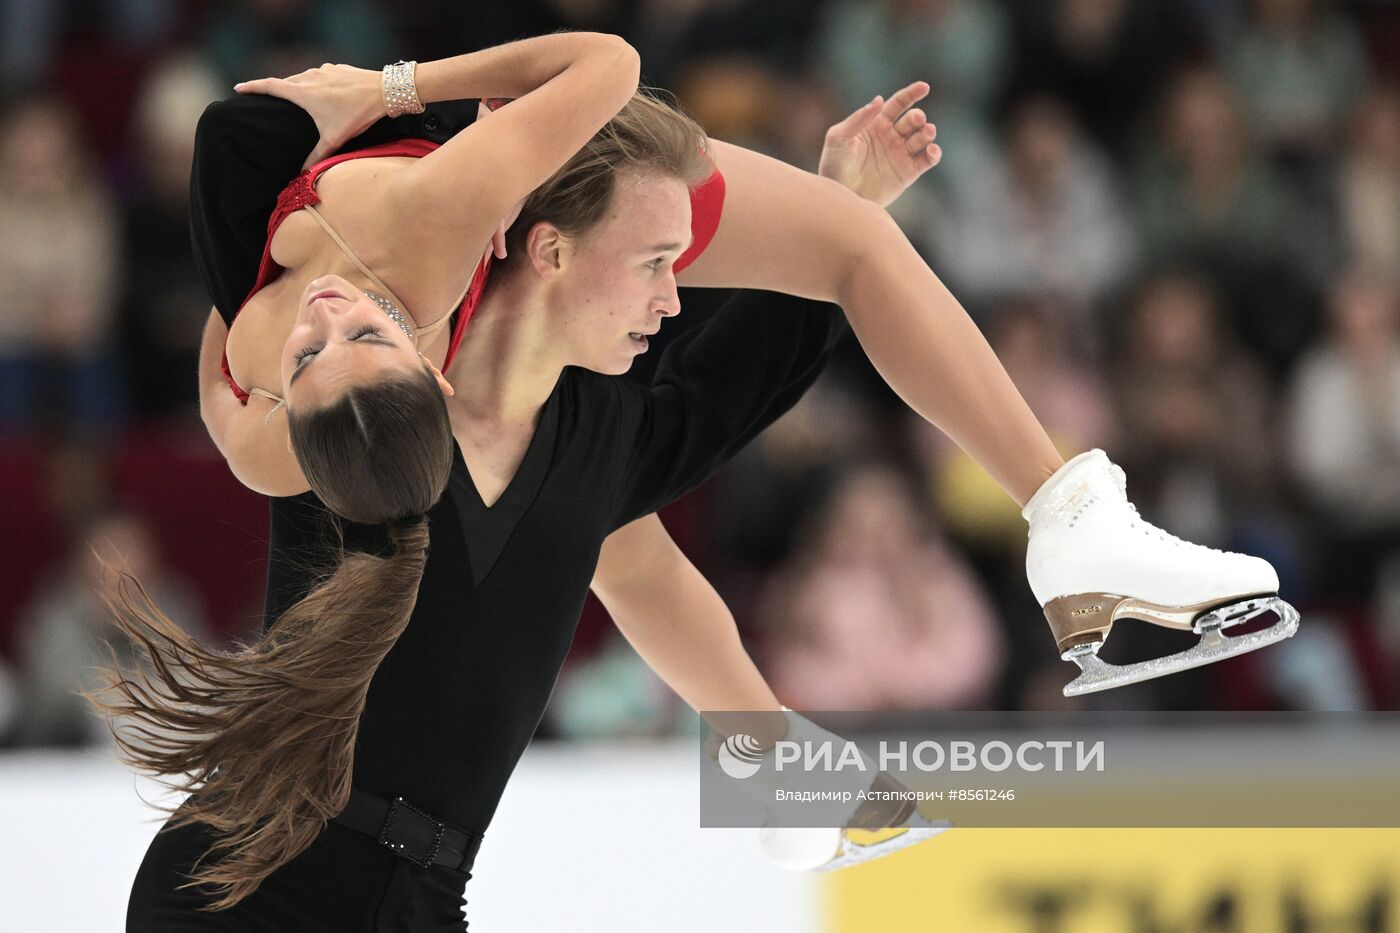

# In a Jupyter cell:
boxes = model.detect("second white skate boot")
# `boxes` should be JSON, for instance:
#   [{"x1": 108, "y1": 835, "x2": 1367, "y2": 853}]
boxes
[
  {"x1": 712, "y1": 709, "x2": 951, "y2": 871},
  {"x1": 759, "y1": 816, "x2": 951, "y2": 873},
  {"x1": 1023, "y1": 449, "x2": 1301, "y2": 696}
]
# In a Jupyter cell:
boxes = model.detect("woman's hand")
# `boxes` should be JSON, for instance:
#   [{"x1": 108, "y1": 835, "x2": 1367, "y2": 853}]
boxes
[
  {"x1": 486, "y1": 195, "x2": 525, "y2": 260},
  {"x1": 235, "y1": 64, "x2": 386, "y2": 170},
  {"x1": 476, "y1": 99, "x2": 525, "y2": 260},
  {"x1": 818, "y1": 81, "x2": 942, "y2": 208}
]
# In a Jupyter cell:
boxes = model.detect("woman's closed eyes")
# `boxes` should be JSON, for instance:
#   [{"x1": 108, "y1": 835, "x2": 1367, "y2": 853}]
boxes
[{"x1": 293, "y1": 325, "x2": 385, "y2": 367}]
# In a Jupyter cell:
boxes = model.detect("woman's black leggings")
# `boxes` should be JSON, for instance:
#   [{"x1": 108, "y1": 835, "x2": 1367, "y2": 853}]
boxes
[{"x1": 126, "y1": 805, "x2": 472, "y2": 932}]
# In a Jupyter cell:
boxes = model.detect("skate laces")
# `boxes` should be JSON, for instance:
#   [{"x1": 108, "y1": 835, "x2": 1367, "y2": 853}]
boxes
[{"x1": 1109, "y1": 464, "x2": 1236, "y2": 557}]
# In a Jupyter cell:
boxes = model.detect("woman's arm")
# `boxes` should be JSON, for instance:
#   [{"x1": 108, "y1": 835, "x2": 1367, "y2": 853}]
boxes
[
  {"x1": 394, "y1": 33, "x2": 638, "y2": 249},
  {"x1": 199, "y1": 309, "x2": 310, "y2": 496},
  {"x1": 238, "y1": 33, "x2": 639, "y2": 266}
]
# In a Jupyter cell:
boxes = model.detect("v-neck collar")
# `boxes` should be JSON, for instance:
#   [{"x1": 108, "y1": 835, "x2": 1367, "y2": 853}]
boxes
[{"x1": 447, "y1": 381, "x2": 562, "y2": 587}]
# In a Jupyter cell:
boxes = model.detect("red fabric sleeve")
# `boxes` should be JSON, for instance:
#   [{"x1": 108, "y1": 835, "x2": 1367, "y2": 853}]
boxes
[
  {"x1": 675, "y1": 168, "x2": 726, "y2": 274},
  {"x1": 221, "y1": 351, "x2": 251, "y2": 403}
]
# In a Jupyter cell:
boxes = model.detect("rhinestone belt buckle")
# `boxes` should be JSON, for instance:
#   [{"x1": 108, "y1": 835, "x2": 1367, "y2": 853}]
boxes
[{"x1": 378, "y1": 796, "x2": 446, "y2": 869}]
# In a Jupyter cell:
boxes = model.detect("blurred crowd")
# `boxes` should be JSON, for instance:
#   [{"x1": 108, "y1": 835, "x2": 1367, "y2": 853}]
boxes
[{"x1": 2, "y1": 0, "x2": 1399, "y2": 751}]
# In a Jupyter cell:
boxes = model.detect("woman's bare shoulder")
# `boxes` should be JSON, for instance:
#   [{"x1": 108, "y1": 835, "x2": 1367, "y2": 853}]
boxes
[{"x1": 308, "y1": 158, "x2": 474, "y2": 316}]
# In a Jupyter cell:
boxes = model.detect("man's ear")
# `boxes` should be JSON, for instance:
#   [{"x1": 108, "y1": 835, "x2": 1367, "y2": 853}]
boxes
[{"x1": 524, "y1": 221, "x2": 568, "y2": 279}]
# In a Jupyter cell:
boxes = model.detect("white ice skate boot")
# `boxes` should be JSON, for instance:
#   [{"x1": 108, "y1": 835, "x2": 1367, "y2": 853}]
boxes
[
  {"x1": 1023, "y1": 449, "x2": 1300, "y2": 696},
  {"x1": 715, "y1": 709, "x2": 951, "y2": 872},
  {"x1": 759, "y1": 814, "x2": 952, "y2": 873}
]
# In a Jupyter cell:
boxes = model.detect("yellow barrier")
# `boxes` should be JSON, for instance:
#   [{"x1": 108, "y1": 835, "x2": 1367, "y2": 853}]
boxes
[{"x1": 828, "y1": 829, "x2": 1400, "y2": 932}]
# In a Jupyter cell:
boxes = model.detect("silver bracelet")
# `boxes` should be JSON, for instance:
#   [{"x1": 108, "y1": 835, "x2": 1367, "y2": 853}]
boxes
[{"x1": 382, "y1": 60, "x2": 424, "y2": 118}]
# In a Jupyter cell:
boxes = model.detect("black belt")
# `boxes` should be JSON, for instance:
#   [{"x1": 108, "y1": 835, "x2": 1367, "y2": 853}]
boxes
[{"x1": 331, "y1": 788, "x2": 482, "y2": 873}]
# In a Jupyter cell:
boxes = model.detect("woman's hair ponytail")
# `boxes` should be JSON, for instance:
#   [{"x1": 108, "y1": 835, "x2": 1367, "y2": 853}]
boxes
[{"x1": 84, "y1": 518, "x2": 431, "y2": 911}]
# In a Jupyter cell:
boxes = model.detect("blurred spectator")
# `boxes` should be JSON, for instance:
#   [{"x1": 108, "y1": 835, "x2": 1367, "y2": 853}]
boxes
[
  {"x1": 391, "y1": 0, "x2": 629, "y2": 68},
  {"x1": 0, "y1": 0, "x2": 174, "y2": 86},
  {"x1": 203, "y1": 0, "x2": 396, "y2": 86},
  {"x1": 934, "y1": 95, "x2": 1135, "y2": 321},
  {"x1": 763, "y1": 79, "x2": 843, "y2": 173},
  {"x1": 759, "y1": 463, "x2": 1004, "y2": 710},
  {"x1": 1135, "y1": 67, "x2": 1302, "y2": 274},
  {"x1": 42, "y1": 435, "x2": 114, "y2": 535},
  {"x1": 8, "y1": 509, "x2": 211, "y2": 748},
  {"x1": 1224, "y1": 0, "x2": 1370, "y2": 161},
  {"x1": 1135, "y1": 67, "x2": 1322, "y2": 367},
  {"x1": 632, "y1": 0, "x2": 821, "y2": 89},
  {"x1": 1006, "y1": 0, "x2": 1202, "y2": 160},
  {"x1": 988, "y1": 300, "x2": 1119, "y2": 446},
  {"x1": 0, "y1": 95, "x2": 123, "y2": 434},
  {"x1": 673, "y1": 56, "x2": 785, "y2": 152},
  {"x1": 1111, "y1": 272, "x2": 1279, "y2": 548},
  {"x1": 674, "y1": 60, "x2": 861, "y2": 172},
  {"x1": 118, "y1": 52, "x2": 224, "y2": 419},
  {"x1": 707, "y1": 375, "x2": 879, "y2": 579},
  {"x1": 815, "y1": 0, "x2": 1010, "y2": 188},
  {"x1": 1337, "y1": 83, "x2": 1400, "y2": 272},
  {"x1": 1287, "y1": 269, "x2": 1400, "y2": 604}
]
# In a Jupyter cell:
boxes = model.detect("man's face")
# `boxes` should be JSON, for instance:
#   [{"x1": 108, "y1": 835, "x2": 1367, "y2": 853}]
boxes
[{"x1": 548, "y1": 170, "x2": 693, "y2": 375}]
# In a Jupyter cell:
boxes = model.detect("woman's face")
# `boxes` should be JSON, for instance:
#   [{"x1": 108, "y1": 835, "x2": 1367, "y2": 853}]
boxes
[
  {"x1": 280, "y1": 274, "x2": 427, "y2": 408},
  {"x1": 547, "y1": 171, "x2": 692, "y2": 375}
]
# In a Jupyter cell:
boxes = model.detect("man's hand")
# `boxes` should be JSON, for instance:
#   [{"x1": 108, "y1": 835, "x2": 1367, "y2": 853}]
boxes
[
  {"x1": 819, "y1": 81, "x2": 941, "y2": 208},
  {"x1": 235, "y1": 64, "x2": 385, "y2": 170}
]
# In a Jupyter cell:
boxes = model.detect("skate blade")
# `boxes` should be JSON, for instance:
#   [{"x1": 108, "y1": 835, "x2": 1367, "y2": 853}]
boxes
[
  {"x1": 818, "y1": 819, "x2": 953, "y2": 872},
  {"x1": 1060, "y1": 597, "x2": 1300, "y2": 697},
  {"x1": 1190, "y1": 595, "x2": 1278, "y2": 633}
]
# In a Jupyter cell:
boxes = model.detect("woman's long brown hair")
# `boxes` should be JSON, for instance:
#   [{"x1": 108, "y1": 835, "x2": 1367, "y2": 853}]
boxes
[
  {"x1": 84, "y1": 519, "x2": 430, "y2": 910},
  {"x1": 84, "y1": 88, "x2": 711, "y2": 912}
]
